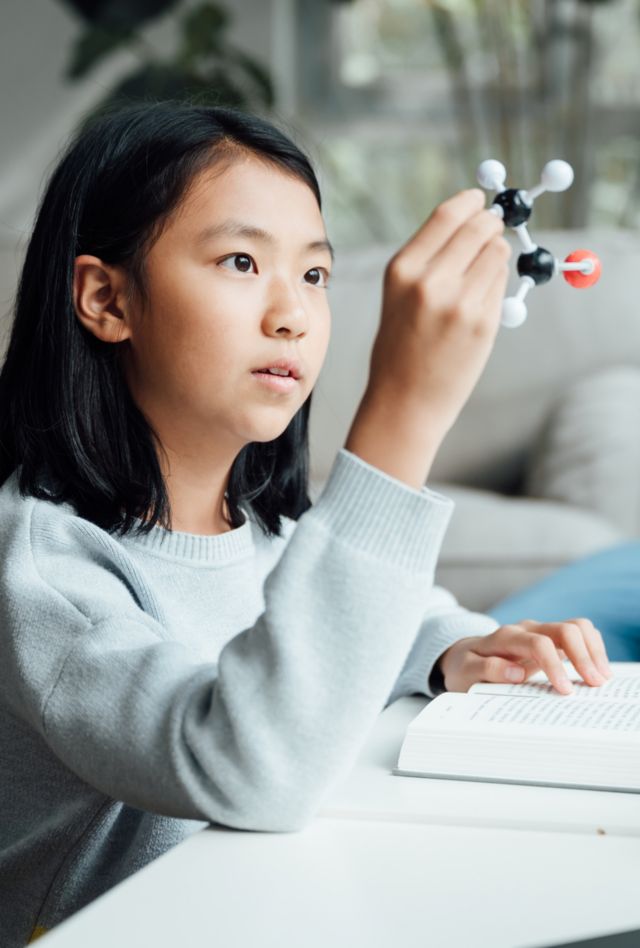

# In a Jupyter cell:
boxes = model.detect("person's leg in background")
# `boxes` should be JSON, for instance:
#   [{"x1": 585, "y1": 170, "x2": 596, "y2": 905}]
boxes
[{"x1": 487, "y1": 540, "x2": 640, "y2": 661}]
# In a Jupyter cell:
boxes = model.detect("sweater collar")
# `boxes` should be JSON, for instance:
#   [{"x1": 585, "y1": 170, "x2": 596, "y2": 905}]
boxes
[{"x1": 121, "y1": 514, "x2": 255, "y2": 563}]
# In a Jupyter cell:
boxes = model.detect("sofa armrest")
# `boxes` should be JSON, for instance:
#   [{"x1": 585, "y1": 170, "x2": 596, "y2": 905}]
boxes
[{"x1": 431, "y1": 484, "x2": 623, "y2": 613}]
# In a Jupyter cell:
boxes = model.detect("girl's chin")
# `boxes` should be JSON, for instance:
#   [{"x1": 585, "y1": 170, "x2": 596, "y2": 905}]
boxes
[
  {"x1": 249, "y1": 425, "x2": 295, "y2": 444},
  {"x1": 230, "y1": 400, "x2": 304, "y2": 445},
  {"x1": 237, "y1": 417, "x2": 298, "y2": 445}
]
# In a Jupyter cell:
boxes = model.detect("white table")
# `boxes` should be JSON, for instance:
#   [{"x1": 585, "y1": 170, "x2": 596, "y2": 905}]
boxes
[
  {"x1": 323, "y1": 697, "x2": 640, "y2": 838},
  {"x1": 41, "y1": 698, "x2": 640, "y2": 948}
]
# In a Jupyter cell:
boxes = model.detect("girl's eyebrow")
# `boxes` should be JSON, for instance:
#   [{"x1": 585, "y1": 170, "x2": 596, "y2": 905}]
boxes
[{"x1": 195, "y1": 220, "x2": 335, "y2": 262}]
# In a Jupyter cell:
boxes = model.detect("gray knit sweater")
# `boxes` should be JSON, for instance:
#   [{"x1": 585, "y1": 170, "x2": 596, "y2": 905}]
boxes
[{"x1": 0, "y1": 448, "x2": 498, "y2": 946}]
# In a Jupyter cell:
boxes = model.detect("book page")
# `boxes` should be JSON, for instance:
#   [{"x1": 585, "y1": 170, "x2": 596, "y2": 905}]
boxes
[
  {"x1": 469, "y1": 676, "x2": 640, "y2": 700},
  {"x1": 462, "y1": 693, "x2": 640, "y2": 731},
  {"x1": 515, "y1": 661, "x2": 640, "y2": 683}
]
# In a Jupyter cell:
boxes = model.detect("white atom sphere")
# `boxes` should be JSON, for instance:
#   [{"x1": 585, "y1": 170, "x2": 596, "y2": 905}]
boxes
[
  {"x1": 476, "y1": 159, "x2": 507, "y2": 191},
  {"x1": 541, "y1": 160, "x2": 574, "y2": 192},
  {"x1": 501, "y1": 297, "x2": 528, "y2": 329}
]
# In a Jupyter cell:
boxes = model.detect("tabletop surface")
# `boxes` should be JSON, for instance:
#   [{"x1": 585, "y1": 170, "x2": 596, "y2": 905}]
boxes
[
  {"x1": 321, "y1": 697, "x2": 640, "y2": 837},
  {"x1": 41, "y1": 816, "x2": 640, "y2": 948},
  {"x1": 40, "y1": 697, "x2": 640, "y2": 948}
]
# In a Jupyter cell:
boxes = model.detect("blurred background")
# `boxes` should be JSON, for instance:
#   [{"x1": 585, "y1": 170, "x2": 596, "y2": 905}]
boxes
[{"x1": 2, "y1": 0, "x2": 640, "y2": 271}]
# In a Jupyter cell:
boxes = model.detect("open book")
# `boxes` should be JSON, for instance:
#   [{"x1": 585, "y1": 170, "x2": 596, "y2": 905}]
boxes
[{"x1": 395, "y1": 662, "x2": 640, "y2": 792}]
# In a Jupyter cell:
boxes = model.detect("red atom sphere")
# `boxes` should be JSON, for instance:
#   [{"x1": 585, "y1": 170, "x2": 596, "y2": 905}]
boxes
[{"x1": 563, "y1": 249, "x2": 602, "y2": 288}]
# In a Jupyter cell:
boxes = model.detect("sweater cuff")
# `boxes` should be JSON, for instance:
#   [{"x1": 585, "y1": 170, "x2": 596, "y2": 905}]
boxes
[
  {"x1": 311, "y1": 448, "x2": 454, "y2": 574},
  {"x1": 387, "y1": 611, "x2": 500, "y2": 702}
]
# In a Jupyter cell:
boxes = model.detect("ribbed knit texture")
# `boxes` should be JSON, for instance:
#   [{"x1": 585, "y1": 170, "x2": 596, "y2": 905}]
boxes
[
  {"x1": 125, "y1": 514, "x2": 254, "y2": 562},
  {"x1": 0, "y1": 448, "x2": 497, "y2": 947}
]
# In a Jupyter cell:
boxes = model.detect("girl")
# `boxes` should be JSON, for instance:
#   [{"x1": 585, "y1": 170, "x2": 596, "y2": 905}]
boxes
[{"x1": 0, "y1": 102, "x2": 610, "y2": 945}]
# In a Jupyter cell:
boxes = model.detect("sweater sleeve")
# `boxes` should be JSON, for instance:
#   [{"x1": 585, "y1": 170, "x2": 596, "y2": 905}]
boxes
[
  {"x1": 385, "y1": 586, "x2": 500, "y2": 704},
  {"x1": 2, "y1": 449, "x2": 454, "y2": 832}
]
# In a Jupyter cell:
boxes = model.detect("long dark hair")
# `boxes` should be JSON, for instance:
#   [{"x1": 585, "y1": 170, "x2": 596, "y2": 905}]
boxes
[{"x1": 0, "y1": 102, "x2": 323, "y2": 538}]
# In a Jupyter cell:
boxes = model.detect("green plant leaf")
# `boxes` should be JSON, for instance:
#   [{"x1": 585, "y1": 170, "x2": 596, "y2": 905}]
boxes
[
  {"x1": 63, "y1": 1, "x2": 274, "y2": 119},
  {"x1": 179, "y1": 2, "x2": 229, "y2": 64},
  {"x1": 58, "y1": 0, "x2": 179, "y2": 28},
  {"x1": 224, "y1": 48, "x2": 274, "y2": 105},
  {"x1": 86, "y1": 61, "x2": 253, "y2": 117},
  {"x1": 106, "y1": 62, "x2": 204, "y2": 100},
  {"x1": 66, "y1": 23, "x2": 135, "y2": 79},
  {"x1": 203, "y1": 69, "x2": 247, "y2": 108}
]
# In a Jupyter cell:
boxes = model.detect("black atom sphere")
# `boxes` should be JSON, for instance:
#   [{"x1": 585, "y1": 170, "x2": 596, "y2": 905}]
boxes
[
  {"x1": 517, "y1": 247, "x2": 556, "y2": 285},
  {"x1": 492, "y1": 189, "x2": 532, "y2": 227}
]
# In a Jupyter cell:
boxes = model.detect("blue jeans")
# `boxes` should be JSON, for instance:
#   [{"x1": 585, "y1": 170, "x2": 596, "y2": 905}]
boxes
[{"x1": 488, "y1": 540, "x2": 640, "y2": 661}]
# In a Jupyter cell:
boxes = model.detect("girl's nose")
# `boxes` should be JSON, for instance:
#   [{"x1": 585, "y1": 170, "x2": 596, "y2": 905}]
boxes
[{"x1": 261, "y1": 280, "x2": 308, "y2": 338}]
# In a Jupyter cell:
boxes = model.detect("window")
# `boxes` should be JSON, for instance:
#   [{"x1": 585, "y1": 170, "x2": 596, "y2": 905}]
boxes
[{"x1": 290, "y1": 0, "x2": 640, "y2": 246}]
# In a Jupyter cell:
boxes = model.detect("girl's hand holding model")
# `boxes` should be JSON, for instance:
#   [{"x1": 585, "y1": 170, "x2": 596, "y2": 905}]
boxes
[{"x1": 346, "y1": 188, "x2": 612, "y2": 696}]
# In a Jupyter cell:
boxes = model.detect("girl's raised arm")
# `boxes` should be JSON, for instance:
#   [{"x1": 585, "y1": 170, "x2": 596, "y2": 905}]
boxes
[{"x1": 345, "y1": 188, "x2": 510, "y2": 489}]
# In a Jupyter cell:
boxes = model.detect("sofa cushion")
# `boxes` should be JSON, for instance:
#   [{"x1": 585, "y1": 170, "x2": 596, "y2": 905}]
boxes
[
  {"x1": 523, "y1": 365, "x2": 640, "y2": 536},
  {"x1": 430, "y1": 483, "x2": 624, "y2": 614}
]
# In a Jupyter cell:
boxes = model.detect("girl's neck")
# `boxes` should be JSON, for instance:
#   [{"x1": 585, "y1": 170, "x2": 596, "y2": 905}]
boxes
[{"x1": 170, "y1": 507, "x2": 233, "y2": 536}]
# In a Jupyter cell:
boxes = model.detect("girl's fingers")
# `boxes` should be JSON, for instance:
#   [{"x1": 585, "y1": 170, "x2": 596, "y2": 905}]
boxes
[
  {"x1": 536, "y1": 622, "x2": 605, "y2": 687},
  {"x1": 476, "y1": 627, "x2": 574, "y2": 694},
  {"x1": 428, "y1": 209, "x2": 507, "y2": 277},
  {"x1": 478, "y1": 619, "x2": 612, "y2": 694},
  {"x1": 414, "y1": 235, "x2": 509, "y2": 346},
  {"x1": 394, "y1": 189, "x2": 486, "y2": 276},
  {"x1": 464, "y1": 654, "x2": 526, "y2": 689},
  {"x1": 515, "y1": 618, "x2": 609, "y2": 685},
  {"x1": 562, "y1": 617, "x2": 612, "y2": 679},
  {"x1": 461, "y1": 236, "x2": 511, "y2": 308}
]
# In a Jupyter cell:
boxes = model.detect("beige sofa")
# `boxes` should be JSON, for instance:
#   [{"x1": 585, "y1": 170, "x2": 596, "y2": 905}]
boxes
[{"x1": 311, "y1": 229, "x2": 640, "y2": 613}]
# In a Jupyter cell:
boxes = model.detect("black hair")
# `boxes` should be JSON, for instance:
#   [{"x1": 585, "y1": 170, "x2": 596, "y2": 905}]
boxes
[{"x1": 0, "y1": 101, "x2": 323, "y2": 538}]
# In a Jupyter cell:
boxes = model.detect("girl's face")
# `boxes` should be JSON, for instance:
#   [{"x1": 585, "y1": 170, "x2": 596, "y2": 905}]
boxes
[{"x1": 121, "y1": 155, "x2": 333, "y2": 455}]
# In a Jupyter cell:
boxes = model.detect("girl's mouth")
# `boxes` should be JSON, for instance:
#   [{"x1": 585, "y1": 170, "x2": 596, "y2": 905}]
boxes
[{"x1": 251, "y1": 370, "x2": 299, "y2": 393}]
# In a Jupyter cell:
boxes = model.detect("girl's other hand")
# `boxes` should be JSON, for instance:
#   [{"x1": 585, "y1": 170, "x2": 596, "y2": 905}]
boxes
[
  {"x1": 437, "y1": 618, "x2": 613, "y2": 695},
  {"x1": 345, "y1": 189, "x2": 511, "y2": 489}
]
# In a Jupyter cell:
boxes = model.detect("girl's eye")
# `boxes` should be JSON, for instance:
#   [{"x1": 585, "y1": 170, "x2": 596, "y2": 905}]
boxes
[
  {"x1": 305, "y1": 267, "x2": 330, "y2": 287},
  {"x1": 219, "y1": 254, "x2": 256, "y2": 273}
]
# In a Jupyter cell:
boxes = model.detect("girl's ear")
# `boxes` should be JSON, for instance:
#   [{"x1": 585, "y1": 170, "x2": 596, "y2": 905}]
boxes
[{"x1": 73, "y1": 255, "x2": 132, "y2": 344}]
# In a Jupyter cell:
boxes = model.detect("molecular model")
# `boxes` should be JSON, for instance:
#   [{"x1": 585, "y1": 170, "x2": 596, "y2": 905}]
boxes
[{"x1": 476, "y1": 159, "x2": 602, "y2": 328}]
